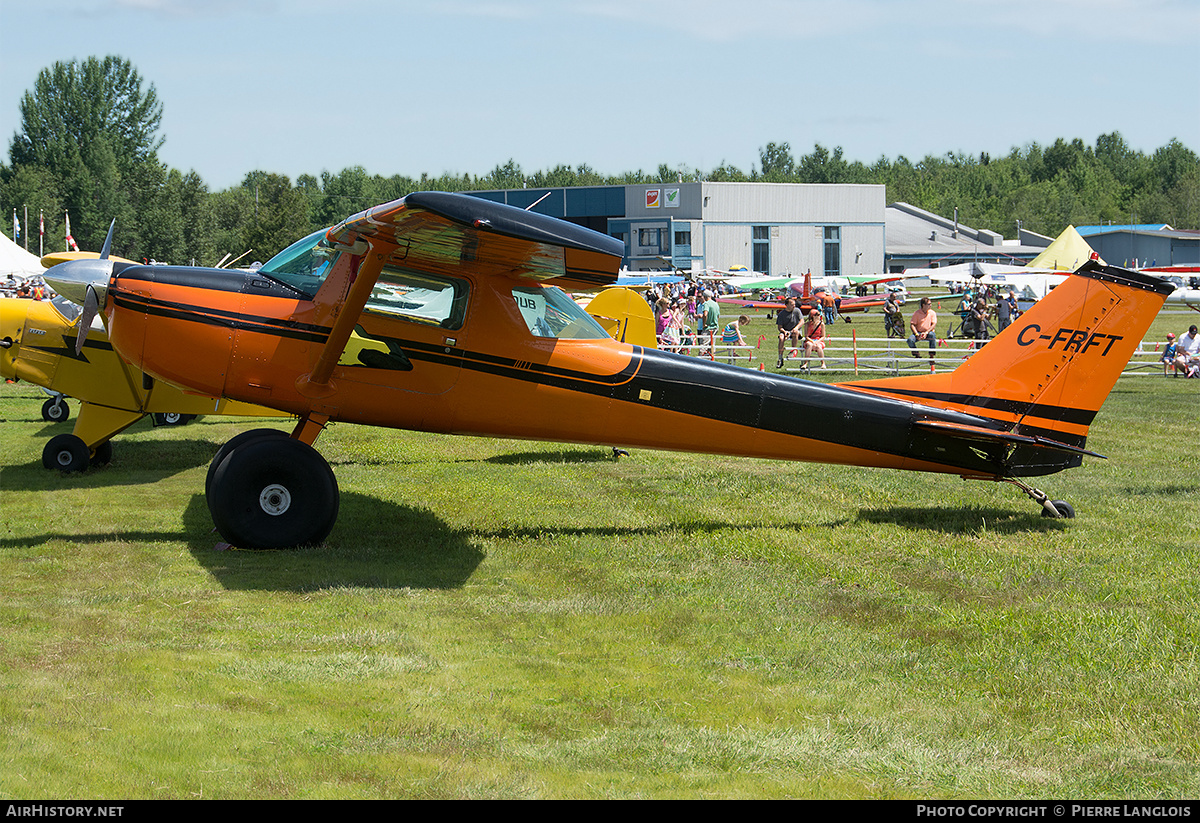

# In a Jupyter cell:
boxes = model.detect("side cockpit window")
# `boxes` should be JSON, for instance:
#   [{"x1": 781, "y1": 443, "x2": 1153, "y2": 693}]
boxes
[
  {"x1": 365, "y1": 266, "x2": 469, "y2": 330},
  {"x1": 513, "y1": 286, "x2": 611, "y2": 340}
]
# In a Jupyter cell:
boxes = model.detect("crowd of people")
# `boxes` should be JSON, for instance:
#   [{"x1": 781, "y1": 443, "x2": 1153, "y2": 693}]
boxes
[
  {"x1": 1161, "y1": 325, "x2": 1200, "y2": 378},
  {"x1": 2, "y1": 274, "x2": 51, "y2": 300},
  {"x1": 648, "y1": 282, "x2": 737, "y2": 352}
]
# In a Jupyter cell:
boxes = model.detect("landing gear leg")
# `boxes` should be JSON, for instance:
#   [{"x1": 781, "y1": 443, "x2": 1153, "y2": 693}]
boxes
[{"x1": 1004, "y1": 477, "x2": 1075, "y2": 519}]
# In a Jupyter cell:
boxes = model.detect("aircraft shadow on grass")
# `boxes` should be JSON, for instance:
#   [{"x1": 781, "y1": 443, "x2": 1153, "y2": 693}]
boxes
[
  {"x1": 483, "y1": 448, "x2": 621, "y2": 465},
  {"x1": 186, "y1": 493, "x2": 485, "y2": 593},
  {"x1": 1, "y1": 438, "x2": 220, "y2": 490},
  {"x1": 853, "y1": 505, "x2": 1069, "y2": 534},
  {"x1": 0, "y1": 492, "x2": 484, "y2": 593}
]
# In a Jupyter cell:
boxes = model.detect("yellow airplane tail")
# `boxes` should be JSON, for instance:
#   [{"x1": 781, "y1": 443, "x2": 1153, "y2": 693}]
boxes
[{"x1": 841, "y1": 262, "x2": 1172, "y2": 453}]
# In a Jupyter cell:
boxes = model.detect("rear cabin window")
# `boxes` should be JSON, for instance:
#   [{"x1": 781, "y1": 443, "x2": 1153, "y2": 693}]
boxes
[
  {"x1": 365, "y1": 266, "x2": 469, "y2": 330},
  {"x1": 513, "y1": 286, "x2": 610, "y2": 340}
]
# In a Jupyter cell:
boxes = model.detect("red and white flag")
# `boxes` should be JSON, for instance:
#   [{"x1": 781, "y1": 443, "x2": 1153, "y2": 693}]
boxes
[{"x1": 65, "y1": 212, "x2": 79, "y2": 251}]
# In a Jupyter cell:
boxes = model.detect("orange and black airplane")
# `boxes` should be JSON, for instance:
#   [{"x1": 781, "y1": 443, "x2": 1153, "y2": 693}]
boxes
[{"x1": 43, "y1": 191, "x2": 1173, "y2": 549}]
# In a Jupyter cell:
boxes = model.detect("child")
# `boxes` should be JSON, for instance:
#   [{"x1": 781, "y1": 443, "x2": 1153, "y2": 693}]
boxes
[
  {"x1": 802, "y1": 308, "x2": 827, "y2": 370},
  {"x1": 1160, "y1": 332, "x2": 1178, "y2": 376},
  {"x1": 721, "y1": 315, "x2": 750, "y2": 363}
]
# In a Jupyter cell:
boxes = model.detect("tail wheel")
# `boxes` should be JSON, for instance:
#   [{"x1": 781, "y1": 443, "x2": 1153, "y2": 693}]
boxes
[
  {"x1": 43, "y1": 433, "x2": 89, "y2": 472},
  {"x1": 207, "y1": 435, "x2": 339, "y2": 550},
  {"x1": 1041, "y1": 500, "x2": 1076, "y2": 519}
]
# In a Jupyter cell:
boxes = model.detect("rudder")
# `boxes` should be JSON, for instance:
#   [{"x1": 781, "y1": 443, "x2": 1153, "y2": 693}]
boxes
[{"x1": 841, "y1": 262, "x2": 1172, "y2": 449}]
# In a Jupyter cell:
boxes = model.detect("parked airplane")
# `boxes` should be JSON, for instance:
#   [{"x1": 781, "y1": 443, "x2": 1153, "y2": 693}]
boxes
[{"x1": 43, "y1": 192, "x2": 1172, "y2": 549}]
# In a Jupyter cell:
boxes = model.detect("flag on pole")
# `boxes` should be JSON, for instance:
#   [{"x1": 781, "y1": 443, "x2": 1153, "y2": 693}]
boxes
[
  {"x1": 65, "y1": 212, "x2": 79, "y2": 251},
  {"x1": 39, "y1": 211, "x2": 45, "y2": 257},
  {"x1": 12, "y1": 210, "x2": 19, "y2": 241}
]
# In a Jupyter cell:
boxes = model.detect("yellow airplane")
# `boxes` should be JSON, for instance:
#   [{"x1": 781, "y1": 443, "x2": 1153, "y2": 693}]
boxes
[{"x1": 0, "y1": 292, "x2": 281, "y2": 471}]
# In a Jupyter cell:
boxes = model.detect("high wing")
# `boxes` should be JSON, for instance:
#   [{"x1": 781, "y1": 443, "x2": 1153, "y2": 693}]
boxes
[
  {"x1": 325, "y1": 191, "x2": 625, "y2": 292},
  {"x1": 297, "y1": 191, "x2": 626, "y2": 400}
]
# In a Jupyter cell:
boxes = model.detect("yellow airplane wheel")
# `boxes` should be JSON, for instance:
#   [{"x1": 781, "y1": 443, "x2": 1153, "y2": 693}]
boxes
[
  {"x1": 41, "y1": 397, "x2": 70, "y2": 423},
  {"x1": 43, "y1": 433, "x2": 89, "y2": 472}
]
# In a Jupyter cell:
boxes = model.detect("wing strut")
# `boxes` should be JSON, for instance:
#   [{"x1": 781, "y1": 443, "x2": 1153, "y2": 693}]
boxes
[{"x1": 294, "y1": 244, "x2": 388, "y2": 399}]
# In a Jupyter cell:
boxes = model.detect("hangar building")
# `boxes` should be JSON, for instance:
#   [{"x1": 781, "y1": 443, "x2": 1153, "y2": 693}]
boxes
[{"x1": 469, "y1": 182, "x2": 887, "y2": 280}]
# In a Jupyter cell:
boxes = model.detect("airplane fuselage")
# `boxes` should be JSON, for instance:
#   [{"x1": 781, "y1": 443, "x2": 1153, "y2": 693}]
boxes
[{"x1": 99, "y1": 261, "x2": 1072, "y2": 480}]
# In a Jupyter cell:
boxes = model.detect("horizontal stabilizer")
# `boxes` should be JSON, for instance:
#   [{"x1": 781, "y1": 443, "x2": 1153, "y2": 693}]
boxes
[{"x1": 912, "y1": 419, "x2": 1106, "y2": 459}]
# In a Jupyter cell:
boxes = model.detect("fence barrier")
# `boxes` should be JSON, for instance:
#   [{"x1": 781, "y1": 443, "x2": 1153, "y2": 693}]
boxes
[{"x1": 655, "y1": 329, "x2": 1188, "y2": 377}]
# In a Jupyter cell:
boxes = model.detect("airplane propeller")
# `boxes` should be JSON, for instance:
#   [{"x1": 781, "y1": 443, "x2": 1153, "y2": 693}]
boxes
[
  {"x1": 42, "y1": 220, "x2": 119, "y2": 355},
  {"x1": 75, "y1": 284, "x2": 102, "y2": 356}
]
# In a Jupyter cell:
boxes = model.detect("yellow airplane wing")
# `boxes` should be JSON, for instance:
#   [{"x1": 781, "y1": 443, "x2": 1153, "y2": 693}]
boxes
[{"x1": 41, "y1": 250, "x2": 138, "y2": 268}]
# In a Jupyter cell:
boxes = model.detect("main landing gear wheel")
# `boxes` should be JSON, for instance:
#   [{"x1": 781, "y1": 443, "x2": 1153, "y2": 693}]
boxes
[
  {"x1": 43, "y1": 433, "x2": 89, "y2": 472},
  {"x1": 90, "y1": 440, "x2": 113, "y2": 467},
  {"x1": 205, "y1": 428, "x2": 289, "y2": 497},
  {"x1": 41, "y1": 398, "x2": 69, "y2": 423},
  {"x1": 206, "y1": 434, "x2": 339, "y2": 550}
]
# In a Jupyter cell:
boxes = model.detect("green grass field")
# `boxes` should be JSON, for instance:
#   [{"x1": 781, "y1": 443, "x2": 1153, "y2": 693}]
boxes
[{"x1": 1, "y1": 328, "x2": 1198, "y2": 798}]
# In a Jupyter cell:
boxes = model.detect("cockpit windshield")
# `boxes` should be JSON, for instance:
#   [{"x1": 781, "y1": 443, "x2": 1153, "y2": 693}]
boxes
[
  {"x1": 257, "y1": 228, "x2": 340, "y2": 297},
  {"x1": 48, "y1": 294, "x2": 83, "y2": 324}
]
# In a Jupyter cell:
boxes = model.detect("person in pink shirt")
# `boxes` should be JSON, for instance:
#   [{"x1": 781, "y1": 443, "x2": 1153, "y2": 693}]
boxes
[{"x1": 907, "y1": 297, "x2": 938, "y2": 363}]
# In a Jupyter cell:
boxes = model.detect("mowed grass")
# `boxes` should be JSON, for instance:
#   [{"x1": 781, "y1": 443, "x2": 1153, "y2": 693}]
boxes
[{"x1": 0, "y1": 358, "x2": 1197, "y2": 799}]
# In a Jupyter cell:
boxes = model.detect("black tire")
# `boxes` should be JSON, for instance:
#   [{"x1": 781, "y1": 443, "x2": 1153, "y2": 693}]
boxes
[
  {"x1": 1041, "y1": 500, "x2": 1076, "y2": 519},
  {"x1": 207, "y1": 436, "x2": 339, "y2": 550},
  {"x1": 41, "y1": 398, "x2": 70, "y2": 423},
  {"x1": 43, "y1": 433, "x2": 90, "y2": 472},
  {"x1": 89, "y1": 440, "x2": 113, "y2": 467},
  {"x1": 205, "y1": 428, "x2": 290, "y2": 498}
]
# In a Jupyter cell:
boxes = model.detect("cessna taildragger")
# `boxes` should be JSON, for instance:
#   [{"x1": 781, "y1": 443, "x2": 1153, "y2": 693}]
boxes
[{"x1": 42, "y1": 192, "x2": 1172, "y2": 549}]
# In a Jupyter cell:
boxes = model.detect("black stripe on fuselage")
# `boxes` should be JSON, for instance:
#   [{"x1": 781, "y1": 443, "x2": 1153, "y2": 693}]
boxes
[
  {"x1": 25, "y1": 336, "x2": 114, "y2": 363},
  {"x1": 112, "y1": 290, "x2": 331, "y2": 344},
  {"x1": 393, "y1": 340, "x2": 1011, "y2": 465},
  {"x1": 844, "y1": 385, "x2": 1097, "y2": 429}
]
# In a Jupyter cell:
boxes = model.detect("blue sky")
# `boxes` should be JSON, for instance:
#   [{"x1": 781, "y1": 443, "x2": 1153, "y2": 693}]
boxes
[{"x1": 1, "y1": 0, "x2": 1196, "y2": 191}]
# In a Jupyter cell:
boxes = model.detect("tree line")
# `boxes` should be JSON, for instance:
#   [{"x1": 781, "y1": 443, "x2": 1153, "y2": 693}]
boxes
[{"x1": 3, "y1": 56, "x2": 1198, "y2": 268}]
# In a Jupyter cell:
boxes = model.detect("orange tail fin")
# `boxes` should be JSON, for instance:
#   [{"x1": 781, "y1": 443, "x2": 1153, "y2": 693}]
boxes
[{"x1": 842, "y1": 262, "x2": 1172, "y2": 450}]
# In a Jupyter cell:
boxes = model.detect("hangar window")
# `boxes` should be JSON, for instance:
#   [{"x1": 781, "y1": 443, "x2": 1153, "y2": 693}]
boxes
[
  {"x1": 824, "y1": 226, "x2": 841, "y2": 279},
  {"x1": 752, "y1": 225, "x2": 770, "y2": 274},
  {"x1": 638, "y1": 229, "x2": 664, "y2": 251}
]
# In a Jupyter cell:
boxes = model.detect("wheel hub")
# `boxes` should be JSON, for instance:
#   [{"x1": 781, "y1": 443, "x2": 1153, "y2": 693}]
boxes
[{"x1": 258, "y1": 483, "x2": 292, "y2": 516}]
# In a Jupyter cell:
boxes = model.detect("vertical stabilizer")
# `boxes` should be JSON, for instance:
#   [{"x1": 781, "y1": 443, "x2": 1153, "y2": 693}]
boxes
[{"x1": 841, "y1": 262, "x2": 1172, "y2": 449}]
